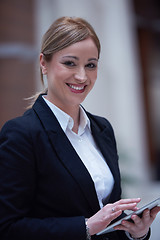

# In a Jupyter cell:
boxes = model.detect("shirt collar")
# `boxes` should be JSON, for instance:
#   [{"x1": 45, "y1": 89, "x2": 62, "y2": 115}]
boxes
[
  {"x1": 42, "y1": 96, "x2": 90, "y2": 134},
  {"x1": 78, "y1": 106, "x2": 91, "y2": 135}
]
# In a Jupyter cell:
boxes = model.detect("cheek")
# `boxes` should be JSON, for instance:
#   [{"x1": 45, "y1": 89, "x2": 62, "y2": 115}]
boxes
[
  {"x1": 90, "y1": 72, "x2": 97, "y2": 84},
  {"x1": 47, "y1": 66, "x2": 65, "y2": 83},
  {"x1": 54, "y1": 65, "x2": 72, "y2": 79}
]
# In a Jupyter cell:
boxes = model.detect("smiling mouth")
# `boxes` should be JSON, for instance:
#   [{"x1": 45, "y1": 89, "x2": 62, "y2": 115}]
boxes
[
  {"x1": 67, "y1": 84, "x2": 85, "y2": 90},
  {"x1": 66, "y1": 84, "x2": 86, "y2": 93}
]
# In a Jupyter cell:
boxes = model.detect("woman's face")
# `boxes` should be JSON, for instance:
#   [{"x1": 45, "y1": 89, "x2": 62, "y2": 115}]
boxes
[{"x1": 40, "y1": 37, "x2": 99, "y2": 111}]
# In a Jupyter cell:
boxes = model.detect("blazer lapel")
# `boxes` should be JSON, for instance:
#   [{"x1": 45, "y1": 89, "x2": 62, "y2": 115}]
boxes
[
  {"x1": 33, "y1": 95, "x2": 100, "y2": 214},
  {"x1": 88, "y1": 114, "x2": 120, "y2": 194}
]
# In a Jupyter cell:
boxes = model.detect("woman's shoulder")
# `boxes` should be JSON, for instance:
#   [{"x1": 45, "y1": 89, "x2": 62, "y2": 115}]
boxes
[{"x1": 0, "y1": 108, "x2": 37, "y2": 137}]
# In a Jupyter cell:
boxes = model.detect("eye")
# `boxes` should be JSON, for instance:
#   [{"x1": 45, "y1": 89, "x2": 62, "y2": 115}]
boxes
[
  {"x1": 62, "y1": 61, "x2": 76, "y2": 67},
  {"x1": 85, "y1": 62, "x2": 97, "y2": 69}
]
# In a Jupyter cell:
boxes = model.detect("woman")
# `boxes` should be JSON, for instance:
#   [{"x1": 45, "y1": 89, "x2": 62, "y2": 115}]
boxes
[{"x1": 0, "y1": 17, "x2": 159, "y2": 240}]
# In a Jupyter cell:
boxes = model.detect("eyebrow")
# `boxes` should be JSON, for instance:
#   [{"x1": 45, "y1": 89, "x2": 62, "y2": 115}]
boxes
[{"x1": 62, "y1": 56, "x2": 98, "y2": 61}]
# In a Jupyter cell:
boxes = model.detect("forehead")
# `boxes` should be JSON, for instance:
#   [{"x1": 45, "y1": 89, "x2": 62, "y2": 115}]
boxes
[{"x1": 55, "y1": 38, "x2": 98, "y2": 59}]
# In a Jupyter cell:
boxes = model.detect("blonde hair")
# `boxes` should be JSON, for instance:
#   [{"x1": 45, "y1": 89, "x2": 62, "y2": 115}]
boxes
[{"x1": 28, "y1": 16, "x2": 101, "y2": 107}]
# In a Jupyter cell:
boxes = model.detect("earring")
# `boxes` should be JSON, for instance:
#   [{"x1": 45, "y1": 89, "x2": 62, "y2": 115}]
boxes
[{"x1": 42, "y1": 68, "x2": 47, "y2": 75}]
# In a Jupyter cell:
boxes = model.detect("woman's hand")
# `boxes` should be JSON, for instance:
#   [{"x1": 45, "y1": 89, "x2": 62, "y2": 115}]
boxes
[
  {"x1": 114, "y1": 206, "x2": 160, "y2": 239},
  {"x1": 86, "y1": 198, "x2": 141, "y2": 235}
]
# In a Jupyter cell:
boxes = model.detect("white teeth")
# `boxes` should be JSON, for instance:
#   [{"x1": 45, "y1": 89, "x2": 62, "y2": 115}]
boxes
[{"x1": 68, "y1": 84, "x2": 84, "y2": 90}]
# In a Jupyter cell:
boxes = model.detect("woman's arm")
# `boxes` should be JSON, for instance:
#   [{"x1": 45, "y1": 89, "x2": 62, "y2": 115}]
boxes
[{"x1": 0, "y1": 120, "x2": 86, "y2": 240}]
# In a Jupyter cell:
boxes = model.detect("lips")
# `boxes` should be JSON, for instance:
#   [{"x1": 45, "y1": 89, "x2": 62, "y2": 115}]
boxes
[{"x1": 66, "y1": 84, "x2": 85, "y2": 93}]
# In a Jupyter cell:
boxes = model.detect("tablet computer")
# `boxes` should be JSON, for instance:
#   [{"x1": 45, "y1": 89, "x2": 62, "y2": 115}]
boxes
[{"x1": 97, "y1": 197, "x2": 160, "y2": 235}]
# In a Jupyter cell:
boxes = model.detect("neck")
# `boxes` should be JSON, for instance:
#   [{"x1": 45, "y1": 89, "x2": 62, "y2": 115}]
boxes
[{"x1": 45, "y1": 95, "x2": 80, "y2": 133}]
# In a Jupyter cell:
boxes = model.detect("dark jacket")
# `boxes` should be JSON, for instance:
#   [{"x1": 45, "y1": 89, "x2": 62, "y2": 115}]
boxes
[{"x1": 0, "y1": 95, "x2": 150, "y2": 240}]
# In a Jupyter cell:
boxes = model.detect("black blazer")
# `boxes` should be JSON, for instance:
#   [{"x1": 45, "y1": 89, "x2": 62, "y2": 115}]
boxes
[{"x1": 0, "y1": 95, "x2": 150, "y2": 240}]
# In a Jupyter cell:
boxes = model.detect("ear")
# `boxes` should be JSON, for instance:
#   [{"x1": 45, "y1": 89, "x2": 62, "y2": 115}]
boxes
[{"x1": 40, "y1": 53, "x2": 48, "y2": 75}]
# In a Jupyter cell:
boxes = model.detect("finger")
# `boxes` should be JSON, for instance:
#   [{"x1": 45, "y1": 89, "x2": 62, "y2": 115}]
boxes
[
  {"x1": 115, "y1": 198, "x2": 141, "y2": 205},
  {"x1": 114, "y1": 224, "x2": 129, "y2": 231},
  {"x1": 103, "y1": 210, "x2": 122, "y2": 225},
  {"x1": 131, "y1": 214, "x2": 143, "y2": 226},
  {"x1": 110, "y1": 210, "x2": 122, "y2": 219},
  {"x1": 113, "y1": 202, "x2": 139, "y2": 212},
  {"x1": 150, "y1": 206, "x2": 160, "y2": 219},
  {"x1": 114, "y1": 221, "x2": 134, "y2": 232},
  {"x1": 113, "y1": 198, "x2": 141, "y2": 211},
  {"x1": 142, "y1": 209, "x2": 150, "y2": 224},
  {"x1": 132, "y1": 207, "x2": 139, "y2": 211}
]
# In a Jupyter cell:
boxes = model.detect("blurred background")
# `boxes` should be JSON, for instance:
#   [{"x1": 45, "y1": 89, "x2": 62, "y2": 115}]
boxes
[{"x1": 0, "y1": 0, "x2": 160, "y2": 239}]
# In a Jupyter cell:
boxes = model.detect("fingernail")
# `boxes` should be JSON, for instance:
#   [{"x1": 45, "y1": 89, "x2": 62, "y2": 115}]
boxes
[{"x1": 121, "y1": 220, "x2": 126, "y2": 225}]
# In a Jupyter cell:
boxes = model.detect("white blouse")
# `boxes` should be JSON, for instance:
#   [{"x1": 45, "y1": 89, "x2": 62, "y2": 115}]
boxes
[{"x1": 43, "y1": 97, "x2": 114, "y2": 208}]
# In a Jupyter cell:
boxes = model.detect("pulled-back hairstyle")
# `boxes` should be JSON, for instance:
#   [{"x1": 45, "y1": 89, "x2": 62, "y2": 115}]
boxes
[{"x1": 40, "y1": 16, "x2": 101, "y2": 86}]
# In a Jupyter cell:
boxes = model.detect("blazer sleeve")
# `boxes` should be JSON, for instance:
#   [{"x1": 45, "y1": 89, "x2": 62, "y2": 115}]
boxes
[{"x1": 0, "y1": 119, "x2": 86, "y2": 240}]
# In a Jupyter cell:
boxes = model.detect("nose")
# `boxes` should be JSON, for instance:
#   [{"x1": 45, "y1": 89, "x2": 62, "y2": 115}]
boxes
[{"x1": 74, "y1": 67, "x2": 87, "y2": 82}]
